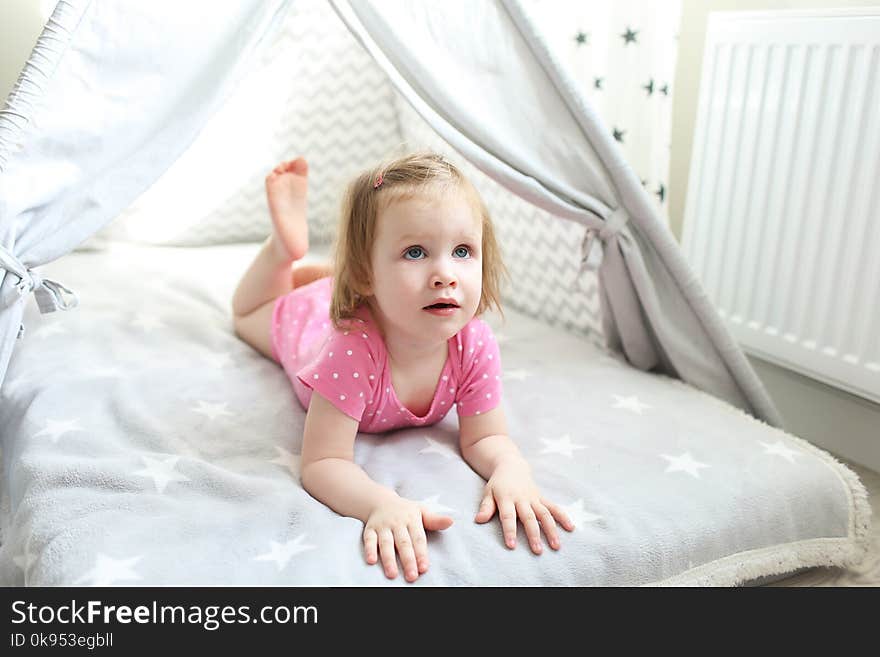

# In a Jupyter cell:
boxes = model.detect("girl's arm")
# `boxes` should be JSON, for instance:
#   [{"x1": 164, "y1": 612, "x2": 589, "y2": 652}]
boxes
[
  {"x1": 459, "y1": 406, "x2": 574, "y2": 553},
  {"x1": 458, "y1": 405, "x2": 527, "y2": 479},
  {"x1": 299, "y1": 392, "x2": 398, "y2": 521},
  {"x1": 300, "y1": 391, "x2": 453, "y2": 582}
]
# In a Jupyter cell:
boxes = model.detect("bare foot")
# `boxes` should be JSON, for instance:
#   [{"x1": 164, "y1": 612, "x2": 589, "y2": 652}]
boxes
[{"x1": 266, "y1": 157, "x2": 309, "y2": 261}]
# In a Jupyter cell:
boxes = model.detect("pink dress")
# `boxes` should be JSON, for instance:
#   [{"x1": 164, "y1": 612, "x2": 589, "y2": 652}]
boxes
[{"x1": 270, "y1": 277, "x2": 503, "y2": 433}]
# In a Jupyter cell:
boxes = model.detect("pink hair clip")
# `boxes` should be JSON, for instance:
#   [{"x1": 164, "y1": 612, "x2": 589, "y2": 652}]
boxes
[{"x1": 373, "y1": 173, "x2": 384, "y2": 189}]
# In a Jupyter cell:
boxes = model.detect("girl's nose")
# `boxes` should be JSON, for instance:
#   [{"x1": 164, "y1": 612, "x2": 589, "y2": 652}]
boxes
[{"x1": 432, "y1": 276, "x2": 456, "y2": 288}]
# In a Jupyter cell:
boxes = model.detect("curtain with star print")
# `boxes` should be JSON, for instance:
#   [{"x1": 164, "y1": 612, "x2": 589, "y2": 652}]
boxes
[{"x1": 520, "y1": 0, "x2": 681, "y2": 223}]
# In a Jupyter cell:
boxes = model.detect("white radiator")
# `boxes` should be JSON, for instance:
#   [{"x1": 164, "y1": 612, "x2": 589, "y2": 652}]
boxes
[{"x1": 682, "y1": 8, "x2": 880, "y2": 404}]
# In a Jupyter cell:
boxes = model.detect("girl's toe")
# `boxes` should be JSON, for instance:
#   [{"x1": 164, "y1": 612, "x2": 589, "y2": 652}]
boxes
[{"x1": 290, "y1": 158, "x2": 308, "y2": 175}]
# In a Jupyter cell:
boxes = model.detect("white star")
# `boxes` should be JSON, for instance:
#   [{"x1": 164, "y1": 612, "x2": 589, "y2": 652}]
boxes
[
  {"x1": 502, "y1": 369, "x2": 531, "y2": 382},
  {"x1": 758, "y1": 440, "x2": 800, "y2": 464},
  {"x1": 32, "y1": 323, "x2": 66, "y2": 339},
  {"x1": 253, "y1": 535, "x2": 316, "y2": 571},
  {"x1": 539, "y1": 434, "x2": 588, "y2": 458},
  {"x1": 417, "y1": 494, "x2": 457, "y2": 515},
  {"x1": 74, "y1": 553, "x2": 143, "y2": 586},
  {"x1": 661, "y1": 452, "x2": 710, "y2": 478},
  {"x1": 269, "y1": 446, "x2": 301, "y2": 480},
  {"x1": 191, "y1": 400, "x2": 234, "y2": 420},
  {"x1": 612, "y1": 394, "x2": 652, "y2": 414},
  {"x1": 32, "y1": 418, "x2": 84, "y2": 444},
  {"x1": 131, "y1": 313, "x2": 165, "y2": 332},
  {"x1": 132, "y1": 455, "x2": 190, "y2": 494},
  {"x1": 419, "y1": 437, "x2": 459, "y2": 460},
  {"x1": 560, "y1": 499, "x2": 602, "y2": 529},
  {"x1": 202, "y1": 352, "x2": 233, "y2": 369}
]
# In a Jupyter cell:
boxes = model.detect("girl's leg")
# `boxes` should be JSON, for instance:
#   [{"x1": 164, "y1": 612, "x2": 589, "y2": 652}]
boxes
[
  {"x1": 231, "y1": 237, "x2": 296, "y2": 319},
  {"x1": 232, "y1": 157, "x2": 315, "y2": 359},
  {"x1": 231, "y1": 256, "x2": 331, "y2": 362},
  {"x1": 292, "y1": 261, "x2": 334, "y2": 288}
]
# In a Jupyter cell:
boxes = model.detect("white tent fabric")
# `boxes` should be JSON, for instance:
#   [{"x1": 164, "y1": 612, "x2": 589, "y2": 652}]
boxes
[
  {"x1": 0, "y1": 0, "x2": 781, "y2": 427},
  {"x1": 0, "y1": 0, "x2": 293, "y2": 386}
]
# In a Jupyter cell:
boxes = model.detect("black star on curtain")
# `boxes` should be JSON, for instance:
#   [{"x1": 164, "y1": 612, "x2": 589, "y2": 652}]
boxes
[
  {"x1": 621, "y1": 27, "x2": 638, "y2": 44},
  {"x1": 565, "y1": 18, "x2": 670, "y2": 209},
  {"x1": 655, "y1": 183, "x2": 666, "y2": 203}
]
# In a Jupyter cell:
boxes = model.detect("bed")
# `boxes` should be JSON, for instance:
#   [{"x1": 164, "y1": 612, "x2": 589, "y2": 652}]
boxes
[{"x1": 0, "y1": 241, "x2": 870, "y2": 586}]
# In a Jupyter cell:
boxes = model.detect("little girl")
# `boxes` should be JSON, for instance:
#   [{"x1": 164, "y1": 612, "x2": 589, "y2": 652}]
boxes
[{"x1": 232, "y1": 152, "x2": 573, "y2": 583}]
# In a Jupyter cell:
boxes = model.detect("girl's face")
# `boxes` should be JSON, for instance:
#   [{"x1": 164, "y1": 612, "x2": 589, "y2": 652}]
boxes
[{"x1": 366, "y1": 188, "x2": 483, "y2": 349}]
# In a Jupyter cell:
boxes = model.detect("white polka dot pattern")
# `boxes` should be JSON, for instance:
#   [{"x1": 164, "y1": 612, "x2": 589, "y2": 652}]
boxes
[
  {"x1": 273, "y1": 278, "x2": 503, "y2": 433},
  {"x1": 296, "y1": 319, "x2": 376, "y2": 423},
  {"x1": 453, "y1": 319, "x2": 503, "y2": 418}
]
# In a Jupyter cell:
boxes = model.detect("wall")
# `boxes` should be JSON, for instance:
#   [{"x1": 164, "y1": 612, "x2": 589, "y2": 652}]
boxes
[{"x1": 0, "y1": 0, "x2": 47, "y2": 103}]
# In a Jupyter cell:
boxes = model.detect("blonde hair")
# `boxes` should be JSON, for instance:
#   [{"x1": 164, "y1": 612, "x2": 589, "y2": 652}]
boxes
[{"x1": 329, "y1": 151, "x2": 509, "y2": 330}]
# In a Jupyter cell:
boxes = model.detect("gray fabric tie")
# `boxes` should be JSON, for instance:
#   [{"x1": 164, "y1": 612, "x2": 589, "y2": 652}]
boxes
[
  {"x1": 573, "y1": 206, "x2": 661, "y2": 371},
  {"x1": 574, "y1": 205, "x2": 628, "y2": 284},
  {"x1": 0, "y1": 244, "x2": 78, "y2": 339}
]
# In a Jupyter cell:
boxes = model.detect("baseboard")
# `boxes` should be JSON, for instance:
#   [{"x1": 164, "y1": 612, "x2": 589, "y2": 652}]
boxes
[{"x1": 747, "y1": 354, "x2": 880, "y2": 475}]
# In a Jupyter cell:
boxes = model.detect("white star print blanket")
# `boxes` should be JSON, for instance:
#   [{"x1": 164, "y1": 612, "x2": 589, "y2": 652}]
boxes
[{"x1": 0, "y1": 242, "x2": 871, "y2": 586}]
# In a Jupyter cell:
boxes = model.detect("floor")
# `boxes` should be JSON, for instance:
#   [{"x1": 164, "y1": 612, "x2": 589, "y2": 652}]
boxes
[{"x1": 766, "y1": 459, "x2": 879, "y2": 586}]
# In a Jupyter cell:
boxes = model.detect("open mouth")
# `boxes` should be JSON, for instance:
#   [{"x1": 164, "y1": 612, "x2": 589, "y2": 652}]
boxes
[{"x1": 423, "y1": 302, "x2": 459, "y2": 310}]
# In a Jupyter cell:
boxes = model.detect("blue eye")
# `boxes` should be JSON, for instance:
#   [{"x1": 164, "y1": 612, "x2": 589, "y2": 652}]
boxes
[
  {"x1": 454, "y1": 246, "x2": 471, "y2": 258},
  {"x1": 404, "y1": 246, "x2": 425, "y2": 260}
]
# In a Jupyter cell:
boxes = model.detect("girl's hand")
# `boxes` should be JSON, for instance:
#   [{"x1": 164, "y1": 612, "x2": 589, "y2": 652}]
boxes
[
  {"x1": 475, "y1": 458, "x2": 574, "y2": 554},
  {"x1": 363, "y1": 498, "x2": 454, "y2": 582}
]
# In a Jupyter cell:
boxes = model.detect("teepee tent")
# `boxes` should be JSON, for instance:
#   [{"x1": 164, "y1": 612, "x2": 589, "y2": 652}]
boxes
[
  {"x1": 0, "y1": 0, "x2": 781, "y2": 426},
  {"x1": 3, "y1": 0, "x2": 875, "y2": 590}
]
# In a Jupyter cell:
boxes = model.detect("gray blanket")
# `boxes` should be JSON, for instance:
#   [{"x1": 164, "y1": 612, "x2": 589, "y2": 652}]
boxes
[{"x1": 0, "y1": 242, "x2": 871, "y2": 585}]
